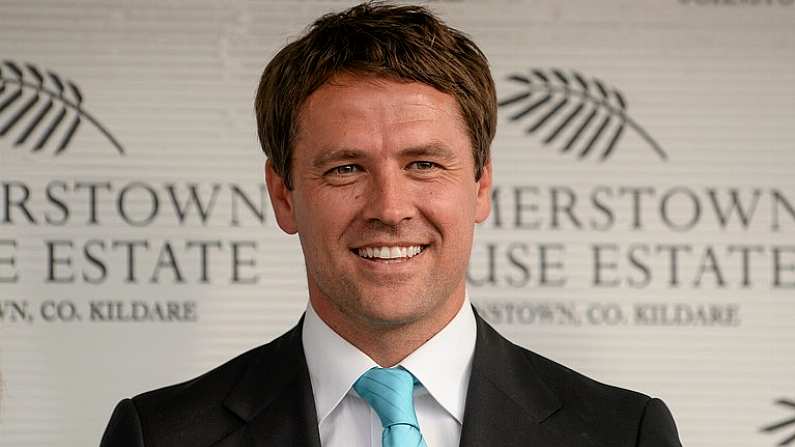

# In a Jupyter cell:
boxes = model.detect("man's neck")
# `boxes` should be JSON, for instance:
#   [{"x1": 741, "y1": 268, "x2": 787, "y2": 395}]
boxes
[{"x1": 309, "y1": 292, "x2": 466, "y2": 367}]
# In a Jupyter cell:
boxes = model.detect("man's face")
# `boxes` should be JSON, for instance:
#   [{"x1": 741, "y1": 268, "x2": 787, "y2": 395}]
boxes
[{"x1": 266, "y1": 73, "x2": 491, "y2": 332}]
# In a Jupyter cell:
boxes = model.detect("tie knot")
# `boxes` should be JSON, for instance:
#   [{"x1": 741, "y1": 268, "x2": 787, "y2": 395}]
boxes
[{"x1": 353, "y1": 367, "x2": 419, "y2": 430}]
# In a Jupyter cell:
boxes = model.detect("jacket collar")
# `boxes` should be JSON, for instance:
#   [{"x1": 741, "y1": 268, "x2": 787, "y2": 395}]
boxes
[{"x1": 459, "y1": 310, "x2": 565, "y2": 447}]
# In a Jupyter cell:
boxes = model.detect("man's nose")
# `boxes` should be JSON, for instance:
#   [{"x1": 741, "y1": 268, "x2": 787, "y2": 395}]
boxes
[{"x1": 362, "y1": 170, "x2": 415, "y2": 226}]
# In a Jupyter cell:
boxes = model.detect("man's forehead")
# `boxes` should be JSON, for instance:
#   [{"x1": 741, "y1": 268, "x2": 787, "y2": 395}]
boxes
[
  {"x1": 306, "y1": 73, "x2": 456, "y2": 111},
  {"x1": 294, "y1": 73, "x2": 465, "y2": 143}
]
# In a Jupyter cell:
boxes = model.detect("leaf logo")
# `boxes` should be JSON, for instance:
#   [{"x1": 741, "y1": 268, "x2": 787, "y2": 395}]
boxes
[
  {"x1": 0, "y1": 60, "x2": 124, "y2": 155},
  {"x1": 761, "y1": 399, "x2": 795, "y2": 446},
  {"x1": 498, "y1": 68, "x2": 666, "y2": 161}
]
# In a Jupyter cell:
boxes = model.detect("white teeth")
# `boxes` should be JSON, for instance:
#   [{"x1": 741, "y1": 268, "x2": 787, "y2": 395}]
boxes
[{"x1": 356, "y1": 245, "x2": 425, "y2": 260}]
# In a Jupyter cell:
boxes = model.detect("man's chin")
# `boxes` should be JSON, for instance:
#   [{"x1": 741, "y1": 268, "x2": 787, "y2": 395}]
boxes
[
  {"x1": 311, "y1": 276, "x2": 462, "y2": 332},
  {"x1": 349, "y1": 301, "x2": 431, "y2": 329},
  {"x1": 345, "y1": 287, "x2": 460, "y2": 331}
]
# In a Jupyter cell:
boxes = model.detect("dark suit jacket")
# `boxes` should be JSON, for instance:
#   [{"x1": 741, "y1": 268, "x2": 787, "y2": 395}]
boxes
[{"x1": 100, "y1": 311, "x2": 682, "y2": 446}]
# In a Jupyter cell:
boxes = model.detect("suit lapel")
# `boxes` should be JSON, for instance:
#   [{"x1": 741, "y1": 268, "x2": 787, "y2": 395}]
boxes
[
  {"x1": 459, "y1": 311, "x2": 567, "y2": 447},
  {"x1": 217, "y1": 317, "x2": 321, "y2": 447}
]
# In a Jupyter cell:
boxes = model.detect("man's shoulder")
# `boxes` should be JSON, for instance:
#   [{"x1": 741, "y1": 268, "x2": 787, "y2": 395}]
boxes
[
  {"x1": 464, "y1": 316, "x2": 681, "y2": 445},
  {"x1": 518, "y1": 343, "x2": 651, "y2": 410},
  {"x1": 125, "y1": 327, "x2": 300, "y2": 444},
  {"x1": 132, "y1": 342, "x2": 256, "y2": 410},
  {"x1": 502, "y1": 336, "x2": 677, "y2": 444},
  {"x1": 477, "y1": 317, "x2": 651, "y2": 413}
]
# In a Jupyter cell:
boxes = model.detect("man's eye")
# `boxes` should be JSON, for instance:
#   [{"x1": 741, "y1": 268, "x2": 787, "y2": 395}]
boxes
[
  {"x1": 329, "y1": 165, "x2": 360, "y2": 176},
  {"x1": 409, "y1": 161, "x2": 438, "y2": 170}
]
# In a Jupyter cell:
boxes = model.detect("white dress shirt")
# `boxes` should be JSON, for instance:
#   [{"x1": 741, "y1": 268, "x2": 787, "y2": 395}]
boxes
[{"x1": 302, "y1": 295, "x2": 477, "y2": 447}]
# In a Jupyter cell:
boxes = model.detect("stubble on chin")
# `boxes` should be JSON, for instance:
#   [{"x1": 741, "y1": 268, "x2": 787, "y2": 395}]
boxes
[
  {"x1": 319, "y1": 275, "x2": 431, "y2": 330},
  {"x1": 312, "y1": 265, "x2": 464, "y2": 334}
]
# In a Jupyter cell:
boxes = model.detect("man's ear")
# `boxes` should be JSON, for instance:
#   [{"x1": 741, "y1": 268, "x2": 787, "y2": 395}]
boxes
[
  {"x1": 265, "y1": 160, "x2": 298, "y2": 234},
  {"x1": 474, "y1": 160, "x2": 492, "y2": 223}
]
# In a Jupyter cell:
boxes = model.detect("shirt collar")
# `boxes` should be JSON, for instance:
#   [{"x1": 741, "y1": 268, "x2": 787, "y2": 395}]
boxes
[
  {"x1": 302, "y1": 302, "x2": 377, "y2": 426},
  {"x1": 399, "y1": 293, "x2": 476, "y2": 424},
  {"x1": 301, "y1": 293, "x2": 477, "y2": 425}
]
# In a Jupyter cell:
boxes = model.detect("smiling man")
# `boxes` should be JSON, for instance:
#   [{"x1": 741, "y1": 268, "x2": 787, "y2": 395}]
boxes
[
  {"x1": 100, "y1": 3, "x2": 682, "y2": 447},
  {"x1": 269, "y1": 74, "x2": 489, "y2": 371}
]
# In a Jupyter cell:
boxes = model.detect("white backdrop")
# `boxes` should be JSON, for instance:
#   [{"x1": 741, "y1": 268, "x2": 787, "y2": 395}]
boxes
[{"x1": 1, "y1": 1, "x2": 794, "y2": 446}]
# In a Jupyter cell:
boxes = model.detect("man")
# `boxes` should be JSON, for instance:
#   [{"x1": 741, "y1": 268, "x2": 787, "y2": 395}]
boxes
[{"x1": 101, "y1": 2, "x2": 682, "y2": 446}]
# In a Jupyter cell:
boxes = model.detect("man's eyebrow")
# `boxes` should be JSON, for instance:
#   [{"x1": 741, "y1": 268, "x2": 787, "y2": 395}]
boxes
[
  {"x1": 311, "y1": 148, "x2": 366, "y2": 169},
  {"x1": 400, "y1": 143, "x2": 457, "y2": 160},
  {"x1": 310, "y1": 143, "x2": 458, "y2": 168}
]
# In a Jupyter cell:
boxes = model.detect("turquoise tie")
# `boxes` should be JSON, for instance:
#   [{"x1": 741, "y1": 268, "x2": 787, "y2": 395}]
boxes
[{"x1": 353, "y1": 367, "x2": 428, "y2": 447}]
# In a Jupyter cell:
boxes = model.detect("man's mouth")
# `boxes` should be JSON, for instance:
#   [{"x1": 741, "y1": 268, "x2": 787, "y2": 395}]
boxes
[{"x1": 354, "y1": 245, "x2": 428, "y2": 260}]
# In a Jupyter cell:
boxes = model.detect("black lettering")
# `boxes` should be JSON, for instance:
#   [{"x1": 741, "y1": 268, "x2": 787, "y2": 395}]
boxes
[
  {"x1": 660, "y1": 187, "x2": 701, "y2": 231},
  {"x1": 693, "y1": 246, "x2": 726, "y2": 287},
  {"x1": 618, "y1": 187, "x2": 654, "y2": 230},
  {"x1": 166, "y1": 183, "x2": 221, "y2": 225},
  {"x1": 183, "y1": 301, "x2": 197, "y2": 321},
  {"x1": 0, "y1": 300, "x2": 30, "y2": 322},
  {"x1": 230, "y1": 184, "x2": 267, "y2": 226},
  {"x1": 40, "y1": 301, "x2": 58, "y2": 321},
  {"x1": 83, "y1": 239, "x2": 108, "y2": 284},
  {"x1": 539, "y1": 243, "x2": 566, "y2": 286},
  {"x1": 773, "y1": 246, "x2": 795, "y2": 288},
  {"x1": 231, "y1": 241, "x2": 258, "y2": 284},
  {"x1": 727, "y1": 245, "x2": 764, "y2": 287},
  {"x1": 550, "y1": 186, "x2": 581, "y2": 230},
  {"x1": 2, "y1": 181, "x2": 36, "y2": 224},
  {"x1": 186, "y1": 240, "x2": 223, "y2": 283},
  {"x1": 151, "y1": 241, "x2": 184, "y2": 283},
  {"x1": 707, "y1": 188, "x2": 760, "y2": 229},
  {"x1": 90, "y1": 301, "x2": 107, "y2": 321},
  {"x1": 75, "y1": 181, "x2": 111, "y2": 225},
  {"x1": 627, "y1": 244, "x2": 651, "y2": 288},
  {"x1": 468, "y1": 243, "x2": 497, "y2": 286},
  {"x1": 118, "y1": 182, "x2": 159, "y2": 226},
  {"x1": 505, "y1": 243, "x2": 530, "y2": 287},
  {"x1": 46, "y1": 240, "x2": 74, "y2": 283},
  {"x1": 488, "y1": 186, "x2": 502, "y2": 229},
  {"x1": 772, "y1": 189, "x2": 795, "y2": 232},
  {"x1": 514, "y1": 186, "x2": 541, "y2": 229},
  {"x1": 656, "y1": 244, "x2": 692, "y2": 287},
  {"x1": 592, "y1": 244, "x2": 620, "y2": 287},
  {"x1": 0, "y1": 239, "x2": 18, "y2": 283},
  {"x1": 111, "y1": 240, "x2": 148, "y2": 283},
  {"x1": 44, "y1": 181, "x2": 69, "y2": 225},
  {"x1": 590, "y1": 186, "x2": 615, "y2": 231}
]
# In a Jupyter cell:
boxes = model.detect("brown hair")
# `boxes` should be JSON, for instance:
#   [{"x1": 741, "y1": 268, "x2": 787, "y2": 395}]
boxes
[{"x1": 255, "y1": 1, "x2": 496, "y2": 188}]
